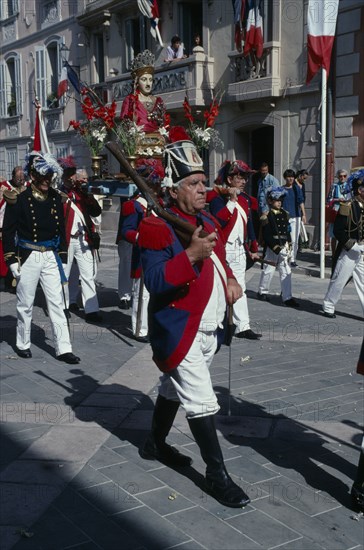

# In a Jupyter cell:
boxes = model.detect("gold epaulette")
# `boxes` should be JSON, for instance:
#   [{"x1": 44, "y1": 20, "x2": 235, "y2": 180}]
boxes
[
  {"x1": 3, "y1": 189, "x2": 18, "y2": 205},
  {"x1": 339, "y1": 201, "x2": 351, "y2": 216}
]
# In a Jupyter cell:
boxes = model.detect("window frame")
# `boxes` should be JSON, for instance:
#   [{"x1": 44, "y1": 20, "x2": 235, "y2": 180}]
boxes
[
  {"x1": 0, "y1": 52, "x2": 22, "y2": 118},
  {"x1": 0, "y1": 0, "x2": 19, "y2": 21},
  {"x1": 6, "y1": 148, "x2": 18, "y2": 179},
  {"x1": 35, "y1": 37, "x2": 64, "y2": 109},
  {"x1": 124, "y1": 14, "x2": 148, "y2": 72}
]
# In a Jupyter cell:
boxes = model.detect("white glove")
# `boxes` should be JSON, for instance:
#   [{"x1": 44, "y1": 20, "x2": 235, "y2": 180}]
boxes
[
  {"x1": 350, "y1": 243, "x2": 364, "y2": 255},
  {"x1": 278, "y1": 248, "x2": 288, "y2": 263},
  {"x1": 10, "y1": 263, "x2": 21, "y2": 280}
]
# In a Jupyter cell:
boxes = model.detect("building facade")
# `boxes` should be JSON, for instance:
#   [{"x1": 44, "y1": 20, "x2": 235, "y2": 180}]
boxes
[{"x1": 1, "y1": 0, "x2": 363, "y2": 242}]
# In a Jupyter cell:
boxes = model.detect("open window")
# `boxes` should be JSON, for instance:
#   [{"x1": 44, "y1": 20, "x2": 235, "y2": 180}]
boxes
[
  {"x1": 0, "y1": 53, "x2": 22, "y2": 118},
  {"x1": 35, "y1": 38, "x2": 63, "y2": 109},
  {"x1": 178, "y1": 1, "x2": 203, "y2": 56},
  {"x1": 93, "y1": 33, "x2": 105, "y2": 84},
  {"x1": 125, "y1": 15, "x2": 148, "y2": 71}
]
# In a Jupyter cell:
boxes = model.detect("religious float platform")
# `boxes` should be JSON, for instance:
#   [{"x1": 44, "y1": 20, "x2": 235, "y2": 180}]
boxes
[{"x1": 88, "y1": 178, "x2": 137, "y2": 198}]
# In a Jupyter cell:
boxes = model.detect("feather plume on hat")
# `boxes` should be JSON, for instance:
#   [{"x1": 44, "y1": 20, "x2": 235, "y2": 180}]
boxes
[
  {"x1": 57, "y1": 155, "x2": 77, "y2": 170},
  {"x1": 345, "y1": 169, "x2": 364, "y2": 196},
  {"x1": 25, "y1": 151, "x2": 63, "y2": 179},
  {"x1": 266, "y1": 186, "x2": 287, "y2": 201}
]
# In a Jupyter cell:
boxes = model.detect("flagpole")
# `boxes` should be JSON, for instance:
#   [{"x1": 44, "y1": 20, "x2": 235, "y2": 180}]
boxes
[{"x1": 320, "y1": 67, "x2": 327, "y2": 279}]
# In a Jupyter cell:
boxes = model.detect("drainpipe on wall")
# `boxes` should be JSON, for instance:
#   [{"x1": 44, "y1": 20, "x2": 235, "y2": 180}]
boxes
[
  {"x1": 325, "y1": 59, "x2": 335, "y2": 251},
  {"x1": 326, "y1": 73, "x2": 334, "y2": 195}
]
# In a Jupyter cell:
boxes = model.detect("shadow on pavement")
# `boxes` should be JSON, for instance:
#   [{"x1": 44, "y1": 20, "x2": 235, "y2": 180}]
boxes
[
  {"x1": 0, "y1": 314, "x2": 55, "y2": 358},
  {"x1": 214, "y1": 386, "x2": 357, "y2": 511}
]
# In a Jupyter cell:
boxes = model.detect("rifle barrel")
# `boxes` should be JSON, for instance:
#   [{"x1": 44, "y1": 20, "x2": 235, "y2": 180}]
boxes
[{"x1": 105, "y1": 141, "x2": 208, "y2": 243}]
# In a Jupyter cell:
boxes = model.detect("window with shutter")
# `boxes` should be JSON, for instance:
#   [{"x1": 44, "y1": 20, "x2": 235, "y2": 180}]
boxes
[
  {"x1": 0, "y1": 63, "x2": 6, "y2": 117},
  {"x1": 6, "y1": 149, "x2": 18, "y2": 179},
  {"x1": 1, "y1": 54, "x2": 22, "y2": 117},
  {"x1": 35, "y1": 47, "x2": 47, "y2": 108},
  {"x1": 0, "y1": 0, "x2": 19, "y2": 19},
  {"x1": 14, "y1": 55, "x2": 22, "y2": 115}
]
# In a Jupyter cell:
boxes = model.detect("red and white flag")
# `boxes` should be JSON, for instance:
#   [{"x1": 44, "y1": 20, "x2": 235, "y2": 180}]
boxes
[
  {"x1": 57, "y1": 65, "x2": 68, "y2": 99},
  {"x1": 33, "y1": 101, "x2": 50, "y2": 154},
  {"x1": 232, "y1": 0, "x2": 247, "y2": 52},
  {"x1": 306, "y1": 0, "x2": 339, "y2": 84},
  {"x1": 137, "y1": 0, "x2": 163, "y2": 46},
  {"x1": 243, "y1": 0, "x2": 263, "y2": 59}
]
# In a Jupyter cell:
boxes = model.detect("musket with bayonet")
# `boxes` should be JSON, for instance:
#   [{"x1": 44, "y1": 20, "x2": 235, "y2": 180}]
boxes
[{"x1": 106, "y1": 141, "x2": 278, "y2": 267}]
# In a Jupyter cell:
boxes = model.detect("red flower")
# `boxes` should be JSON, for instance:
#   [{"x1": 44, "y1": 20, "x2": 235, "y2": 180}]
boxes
[
  {"x1": 203, "y1": 100, "x2": 220, "y2": 127},
  {"x1": 164, "y1": 112, "x2": 171, "y2": 129},
  {"x1": 69, "y1": 120, "x2": 81, "y2": 130},
  {"x1": 169, "y1": 126, "x2": 190, "y2": 142},
  {"x1": 81, "y1": 96, "x2": 96, "y2": 120},
  {"x1": 183, "y1": 96, "x2": 194, "y2": 123}
]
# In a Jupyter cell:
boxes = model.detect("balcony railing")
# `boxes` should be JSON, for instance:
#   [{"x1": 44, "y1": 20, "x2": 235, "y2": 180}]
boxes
[
  {"x1": 97, "y1": 50, "x2": 215, "y2": 110},
  {"x1": 233, "y1": 47, "x2": 272, "y2": 81},
  {"x1": 228, "y1": 41, "x2": 281, "y2": 101}
]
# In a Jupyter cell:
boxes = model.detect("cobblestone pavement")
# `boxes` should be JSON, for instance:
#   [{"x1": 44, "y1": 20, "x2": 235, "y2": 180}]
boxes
[{"x1": 1, "y1": 241, "x2": 363, "y2": 550}]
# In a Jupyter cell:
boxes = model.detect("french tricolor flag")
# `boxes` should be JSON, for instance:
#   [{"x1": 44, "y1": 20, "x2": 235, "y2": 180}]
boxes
[
  {"x1": 232, "y1": 0, "x2": 247, "y2": 52},
  {"x1": 243, "y1": 0, "x2": 263, "y2": 59},
  {"x1": 137, "y1": 0, "x2": 163, "y2": 46},
  {"x1": 306, "y1": 0, "x2": 339, "y2": 84},
  {"x1": 33, "y1": 100, "x2": 50, "y2": 153},
  {"x1": 57, "y1": 65, "x2": 68, "y2": 99}
]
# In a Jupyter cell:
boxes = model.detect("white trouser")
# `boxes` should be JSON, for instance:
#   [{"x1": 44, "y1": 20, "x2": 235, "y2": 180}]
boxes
[
  {"x1": 64, "y1": 236, "x2": 99, "y2": 314},
  {"x1": 300, "y1": 219, "x2": 308, "y2": 242},
  {"x1": 289, "y1": 217, "x2": 300, "y2": 263},
  {"x1": 118, "y1": 241, "x2": 133, "y2": 301},
  {"x1": 323, "y1": 248, "x2": 364, "y2": 315},
  {"x1": 159, "y1": 330, "x2": 219, "y2": 419},
  {"x1": 258, "y1": 247, "x2": 292, "y2": 302},
  {"x1": 16, "y1": 251, "x2": 72, "y2": 355},
  {"x1": 131, "y1": 277, "x2": 149, "y2": 337},
  {"x1": 226, "y1": 242, "x2": 250, "y2": 332}
]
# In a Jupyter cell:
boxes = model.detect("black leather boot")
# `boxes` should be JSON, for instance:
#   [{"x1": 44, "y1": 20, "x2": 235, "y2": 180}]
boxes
[
  {"x1": 140, "y1": 395, "x2": 192, "y2": 467},
  {"x1": 351, "y1": 452, "x2": 364, "y2": 513},
  {"x1": 188, "y1": 415, "x2": 250, "y2": 508}
]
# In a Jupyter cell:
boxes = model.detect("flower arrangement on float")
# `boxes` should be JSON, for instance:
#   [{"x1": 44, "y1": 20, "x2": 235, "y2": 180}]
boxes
[
  {"x1": 183, "y1": 94, "x2": 224, "y2": 153},
  {"x1": 68, "y1": 91, "x2": 113, "y2": 156},
  {"x1": 68, "y1": 88, "x2": 170, "y2": 159},
  {"x1": 68, "y1": 118, "x2": 107, "y2": 157}
]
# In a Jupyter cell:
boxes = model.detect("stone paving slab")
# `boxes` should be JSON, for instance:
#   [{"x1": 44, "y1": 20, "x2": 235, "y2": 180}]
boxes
[
  {"x1": 164, "y1": 506, "x2": 261, "y2": 549},
  {"x1": 256, "y1": 493, "x2": 362, "y2": 549},
  {"x1": 1, "y1": 247, "x2": 363, "y2": 549}
]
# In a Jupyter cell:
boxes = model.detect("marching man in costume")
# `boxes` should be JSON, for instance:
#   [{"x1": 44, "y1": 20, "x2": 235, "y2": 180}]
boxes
[
  {"x1": 0, "y1": 166, "x2": 27, "y2": 286},
  {"x1": 323, "y1": 171, "x2": 364, "y2": 318},
  {"x1": 257, "y1": 187, "x2": 300, "y2": 307},
  {"x1": 138, "y1": 140, "x2": 250, "y2": 508},
  {"x1": 2, "y1": 152, "x2": 80, "y2": 364},
  {"x1": 58, "y1": 156, "x2": 102, "y2": 323},
  {"x1": 207, "y1": 160, "x2": 262, "y2": 340},
  {"x1": 120, "y1": 158, "x2": 165, "y2": 343}
]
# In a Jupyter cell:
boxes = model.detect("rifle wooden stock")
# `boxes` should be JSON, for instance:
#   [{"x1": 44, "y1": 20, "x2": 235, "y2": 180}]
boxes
[{"x1": 106, "y1": 141, "x2": 207, "y2": 244}]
